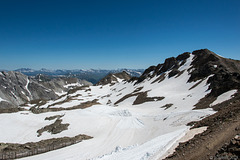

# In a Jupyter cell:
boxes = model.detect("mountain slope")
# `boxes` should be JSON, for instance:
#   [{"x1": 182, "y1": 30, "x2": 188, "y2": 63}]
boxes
[
  {"x1": 131, "y1": 49, "x2": 240, "y2": 109},
  {"x1": 0, "y1": 49, "x2": 239, "y2": 160},
  {"x1": 0, "y1": 71, "x2": 92, "y2": 112},
  {"x1": 0, "y1": 71, "x2": 57, "y2": 110}
]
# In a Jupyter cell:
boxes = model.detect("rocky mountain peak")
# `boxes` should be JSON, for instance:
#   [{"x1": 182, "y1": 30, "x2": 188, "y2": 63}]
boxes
[
  {"x1": 185, "y1": 49, "x2": 240, "y2": 97},
  {"x1": 134, "y1": 51, "x2": 190, "y2": 84},
  {"x1": 129, "y1": 49, "x2": 240, "y2": 109},
  {"x1": 133, "y1": 49, "x2": 239, "y2": 86},
  {"x1": 96, "y1": 71, "x2": 131, "y2": 86}
]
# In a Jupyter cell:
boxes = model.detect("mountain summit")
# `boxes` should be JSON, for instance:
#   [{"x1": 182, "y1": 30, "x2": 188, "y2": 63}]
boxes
[{"x1": 132, "y1": 49, "x2": 240, "y2": 108}]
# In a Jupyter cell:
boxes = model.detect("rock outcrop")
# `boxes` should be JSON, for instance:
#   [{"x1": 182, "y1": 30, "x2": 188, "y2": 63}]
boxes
[
  {"x1": 96, "y1": 71, "x2": 131, "y2": 85},
  {"x1": 34, "y1": 74, "x2": 92, "y2": 93},
  {"x1": 132, "y1": 52, "x2": 190, "y2": 83},
  {"x1": 189, "y1": 49, "x2": 240, "y2": 96}
]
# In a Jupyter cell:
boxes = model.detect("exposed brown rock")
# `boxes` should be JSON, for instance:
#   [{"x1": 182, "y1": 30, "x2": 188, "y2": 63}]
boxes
[
  {"x1": 133, "y1": 92, "x2": 164, "y2": 105},
  {"x1": 151, "y1": 73, "x2": 166, "y2": 84},
  {"x1": 37, "y1": 119, "x2": 69, "y2": 137},
  {"x1": 30, "y1": 99, "x2": 100, "y2": 114},
  {"x1": 161, "y1": 103, "x2": 173, "y2": 110},
  {"x1": 164, "y1": 91, "x2": 240, "y2": 160},
  {"x1": 114, "y1": 91, "x2": 164, "y2": 105},
  {"x1": 97, "y1": 71, "x2": 131, "y2": 85},
  {"x1": 134, "y1": 52, "x2": 190, "y2": 84}
]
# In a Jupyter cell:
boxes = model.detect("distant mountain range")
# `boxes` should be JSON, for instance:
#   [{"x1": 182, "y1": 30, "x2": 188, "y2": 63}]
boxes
[{"x1": 0, "y1": 68, "x2": 144, "y2": 84}]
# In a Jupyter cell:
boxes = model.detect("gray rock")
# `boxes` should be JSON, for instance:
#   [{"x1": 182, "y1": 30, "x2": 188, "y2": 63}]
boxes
[{"x1": 0, "y1": 71, "x2": 92, "y2": 110}]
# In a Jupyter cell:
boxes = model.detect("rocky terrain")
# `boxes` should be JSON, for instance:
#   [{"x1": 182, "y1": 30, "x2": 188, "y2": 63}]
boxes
[
  {"x1": 164, "y1": 92, "x2": 240, "y2": 160},
  {"x1": 96, "y1": 71, "x2": 132, "y2": 85},
  {"x1": 0, "y1": 49, "x2": 239, "y2": 160},
  {"x1": 0, "y1": 71, "x2": 92, "y2": 113},
  {"x1": 127, "y1": 49, "x2": 240, "y2": 159}
]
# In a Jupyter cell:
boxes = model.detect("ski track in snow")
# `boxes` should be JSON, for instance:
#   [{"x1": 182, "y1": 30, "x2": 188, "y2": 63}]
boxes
[{"x1": 0, "y1": 54, "x2": 219, "y2": 160}]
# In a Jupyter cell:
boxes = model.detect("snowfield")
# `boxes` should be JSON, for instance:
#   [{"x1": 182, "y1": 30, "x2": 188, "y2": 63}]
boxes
[{"x1": 0, "y1": 54, "x2": 233, "y2": 160}]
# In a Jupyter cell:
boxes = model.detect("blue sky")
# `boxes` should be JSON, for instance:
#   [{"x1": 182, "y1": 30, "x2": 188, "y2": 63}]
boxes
[{"x1": 0, "y1": 0, "x2": 239, "y2": 70}]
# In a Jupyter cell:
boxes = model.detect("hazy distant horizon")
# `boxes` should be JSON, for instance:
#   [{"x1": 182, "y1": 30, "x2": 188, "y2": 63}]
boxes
[{"x1": 0, "y1": 67, "x2": 145, "y2": 72}]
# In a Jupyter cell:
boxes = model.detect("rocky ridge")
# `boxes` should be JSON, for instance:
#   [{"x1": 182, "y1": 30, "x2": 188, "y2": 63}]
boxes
[
  {"x1": 96, "y1": 71, "x2": 132, "y2": 85},
  {"x1": 0, "y1": 71, "x2": 92, "y2": 112},
  {"x1": 131, "y1": 49, "x2": 240, "y2": 109}
]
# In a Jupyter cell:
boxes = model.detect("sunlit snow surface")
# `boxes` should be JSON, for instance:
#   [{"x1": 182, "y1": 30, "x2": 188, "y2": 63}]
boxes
[
  {"x1": 210, "y1": 89, "x2": 237, "y2": 106},
  {"x1": 0, "y1": 54, "x2": 220, "y2": 160}
]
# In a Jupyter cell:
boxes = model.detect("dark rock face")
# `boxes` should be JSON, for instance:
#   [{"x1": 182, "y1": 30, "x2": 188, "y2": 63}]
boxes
[
  {"x1": 96, "y1": 71, "x2": 131, "y2": 85},
  {"x1": 187, "y1": 49, "x2": 240, "y2": 98},
  {"x1": 133, "y1": 49, "x2": 240, "y2": 105},
  {"x1": 168, "y1": 68, "x2": 180, "y2": 78},
  {"x1": 176, "y1": 52, "x2": 190, "y2": 61},
  {"x1": 207, "y1": 72, "x2": 240, "y2": 97},
  {"x1": 134, "y1": 52, "x2": 190, "y2": 84},
  {"x1": 189, "y1": 49, "x2": 240, "y2": 82},
  {"x1": 159, "y1": 57, "x2": 178, "y2": 73},
  {"x1": 188, "y1": 49, "x2": 221, "y2": 82},
  {"x1": 134, "y1": 66, "x2": 156, "y2": 83}
]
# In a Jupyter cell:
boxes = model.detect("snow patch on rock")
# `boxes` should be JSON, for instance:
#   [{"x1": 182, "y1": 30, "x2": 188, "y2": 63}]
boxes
[{"x1": 210, "y1": 89, "x2": 238, "y2": 106}]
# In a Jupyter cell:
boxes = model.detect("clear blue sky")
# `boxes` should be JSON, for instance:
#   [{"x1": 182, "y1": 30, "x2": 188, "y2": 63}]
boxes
[{"x1": 0, "y1": 0, "x2": 239, "y2": 70}]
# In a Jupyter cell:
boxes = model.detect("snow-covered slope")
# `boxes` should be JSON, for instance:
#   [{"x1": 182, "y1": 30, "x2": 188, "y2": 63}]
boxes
[{"x1": 0, "y1": 49, "x2": 239, "y2": 160}]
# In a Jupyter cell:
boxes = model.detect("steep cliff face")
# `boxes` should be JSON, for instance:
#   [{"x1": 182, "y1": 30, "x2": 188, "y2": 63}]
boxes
[
  {"x1": 189, "y1": 49, "x2": 240, "y2": 96},
  {"x1": 132, "y1": 52, "x2": 191, "y2": 83}
]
